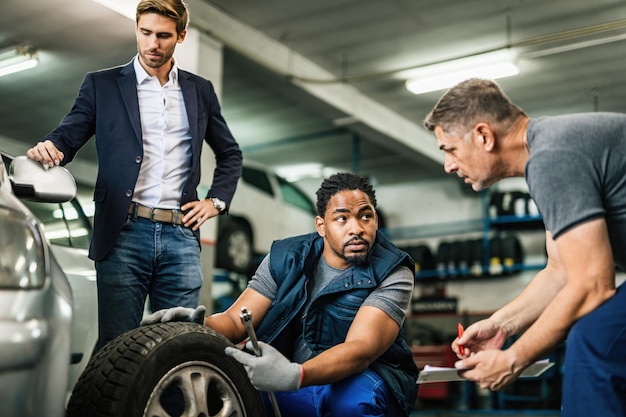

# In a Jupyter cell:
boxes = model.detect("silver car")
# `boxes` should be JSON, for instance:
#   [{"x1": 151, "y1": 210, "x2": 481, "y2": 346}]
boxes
[{"x1": 0, "y1": 153, "x2": 98, "y2": 417}]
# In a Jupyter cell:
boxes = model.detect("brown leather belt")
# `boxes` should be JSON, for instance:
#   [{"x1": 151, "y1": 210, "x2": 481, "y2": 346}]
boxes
[{"x1": 128, "y1": 202, "x2": 185, "y2": 225}]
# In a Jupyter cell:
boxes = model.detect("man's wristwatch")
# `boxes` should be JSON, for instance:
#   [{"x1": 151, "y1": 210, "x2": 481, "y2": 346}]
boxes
[{"x1": 209, "y1": 197, "x2": 226, "y2": 214}]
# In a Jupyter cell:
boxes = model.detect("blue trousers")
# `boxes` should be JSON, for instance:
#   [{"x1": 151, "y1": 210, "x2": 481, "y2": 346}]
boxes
[
  {"x1": 262, "y1": 369, "x2": 405, "y2": 417},
  {"x1": 561, "y1": 282, "x2": 626, "y2": 416},
  {"x1": 95, "y1": 217, "x2": 203, "y2": 349}
]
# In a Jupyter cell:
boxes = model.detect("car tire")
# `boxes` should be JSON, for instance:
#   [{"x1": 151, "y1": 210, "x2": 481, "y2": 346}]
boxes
[
  {"x1": 217, "y1": 219, "x2": 253, "y2": 274},
  {"x1": 65, "y1": 322, "x2": 265, "y2": 417}
]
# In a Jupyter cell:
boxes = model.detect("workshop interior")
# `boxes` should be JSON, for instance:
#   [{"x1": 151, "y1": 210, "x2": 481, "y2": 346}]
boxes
[{"x1": 1, "y1": 0, "x2": 626, "y2": 416}]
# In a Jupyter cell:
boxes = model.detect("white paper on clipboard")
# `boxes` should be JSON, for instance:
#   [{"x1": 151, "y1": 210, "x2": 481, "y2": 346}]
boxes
[{"x1": 417, "y1": 359, "x2": 554, "y2": 384}]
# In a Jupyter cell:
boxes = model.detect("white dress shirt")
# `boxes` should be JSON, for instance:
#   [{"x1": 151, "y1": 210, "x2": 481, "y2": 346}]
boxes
[{"x1": 132, "y1": 56, "x2": 192, "y2": 209}]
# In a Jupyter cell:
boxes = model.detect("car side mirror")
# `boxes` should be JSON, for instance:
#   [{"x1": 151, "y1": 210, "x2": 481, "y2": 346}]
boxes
[{"x1": 9, "y1": 156, "x2": 77, "y2": 203}]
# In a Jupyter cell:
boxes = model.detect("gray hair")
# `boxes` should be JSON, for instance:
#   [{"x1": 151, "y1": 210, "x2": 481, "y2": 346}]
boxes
[{"x1": 423, "y1": 78, "x2": 527, "y2": 137}]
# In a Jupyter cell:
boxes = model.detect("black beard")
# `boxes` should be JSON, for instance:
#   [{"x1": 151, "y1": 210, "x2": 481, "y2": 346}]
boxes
[
  {"x1": 341, "y1": 237, "x2": 370, "y2": 266},
  {"x1": 345, "y1": 254, "x2": 368, "y2": 266}
]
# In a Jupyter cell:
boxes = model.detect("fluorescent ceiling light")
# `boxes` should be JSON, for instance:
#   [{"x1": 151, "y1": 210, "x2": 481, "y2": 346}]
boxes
[
  {"x1": 92, "y1": 0, "x2": 135, "y2": 19},
  {"x1": 405, "y1": 49, "x2": 519, "y2": 95},
  {"x1": 275, "y1": 163, "x2": 324, "y2": 182},
  {"x1": 0, "y1": 45, "x2": 39, "y2": 78},
  {"x1": 275, "y1": 163, "x2": 342, "y2": 182}
]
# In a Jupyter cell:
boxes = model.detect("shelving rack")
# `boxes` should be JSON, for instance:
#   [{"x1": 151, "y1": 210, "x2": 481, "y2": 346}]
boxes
[{"x1": 384, "y1": 190, "x2": 547, "y2": 281}]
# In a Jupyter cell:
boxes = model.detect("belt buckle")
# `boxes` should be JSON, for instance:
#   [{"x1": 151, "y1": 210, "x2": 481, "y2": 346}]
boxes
[{"x1": 149, "y1": 207, "x2": 157, "y2": 222}]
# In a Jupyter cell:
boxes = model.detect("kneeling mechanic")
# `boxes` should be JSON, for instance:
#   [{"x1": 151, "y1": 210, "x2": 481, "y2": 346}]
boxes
[{"x1": 143, "y1": 172, "x2": 419, "y2": 417}]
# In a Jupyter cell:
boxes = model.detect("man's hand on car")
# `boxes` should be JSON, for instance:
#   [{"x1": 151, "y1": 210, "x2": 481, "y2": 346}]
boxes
[{"x1": 141, "y1": 305, "x2": 206, "y2": 325}]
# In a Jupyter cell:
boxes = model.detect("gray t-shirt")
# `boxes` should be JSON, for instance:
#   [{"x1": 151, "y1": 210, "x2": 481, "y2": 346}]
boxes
[
  {"x1": 248, "y1": 253, "x2": 414, "y2": 362},
  {"x1": 526, "y1": 113, "x2": 626, "y2": 269}
]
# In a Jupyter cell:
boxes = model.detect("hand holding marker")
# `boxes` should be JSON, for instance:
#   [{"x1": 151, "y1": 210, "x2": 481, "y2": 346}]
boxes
[{"x1": 457, "y1": 323, "x2": 465, "y2": 355}]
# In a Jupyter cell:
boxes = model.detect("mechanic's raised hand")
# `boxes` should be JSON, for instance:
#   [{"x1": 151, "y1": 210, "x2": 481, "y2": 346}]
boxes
[
  {"x1": 453, "y1": 318, "x2": 508, "y2": 357},
  {"x1": 140, "y1": 305, "x2": 206, "y2": 325},
  {"x1": 225, "y1": 341, "x2": 303, "y2": 392}
]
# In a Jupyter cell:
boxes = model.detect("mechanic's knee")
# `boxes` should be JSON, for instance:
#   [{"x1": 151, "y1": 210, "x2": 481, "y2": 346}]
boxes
[
  {"x1": 324, "y1": 374, "x2": 388, "y2": 417},
  {"x1": 325, "y1": 394, "x2": 384, "y2": 417}
]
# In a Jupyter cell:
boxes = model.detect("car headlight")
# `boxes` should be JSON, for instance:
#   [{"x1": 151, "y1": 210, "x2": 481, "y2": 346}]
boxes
[{"x1": 0, "y1": 207, "x2": 46, "y2": 289}]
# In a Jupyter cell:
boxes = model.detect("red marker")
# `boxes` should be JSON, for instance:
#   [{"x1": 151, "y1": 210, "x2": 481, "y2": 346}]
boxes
[{"x1": 457, "y1": 323, "x2": 465, "y2": 355}]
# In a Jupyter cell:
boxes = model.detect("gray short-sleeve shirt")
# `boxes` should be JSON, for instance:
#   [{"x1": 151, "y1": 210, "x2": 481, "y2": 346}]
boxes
[
  {"x1": 248, "y1": 252, "x2": 413, "y2": 362},
  {"x1": 248, "y1": 253, "x2": 413, "y2": 327},
  {"x1": 525, "y1": 113, "x2": 626, "y2": 269}
]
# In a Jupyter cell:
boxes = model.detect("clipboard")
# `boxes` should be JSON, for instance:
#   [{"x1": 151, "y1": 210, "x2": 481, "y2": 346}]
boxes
[{"x1": 417, "y1": 359, "x2": 554, "y2": 384}]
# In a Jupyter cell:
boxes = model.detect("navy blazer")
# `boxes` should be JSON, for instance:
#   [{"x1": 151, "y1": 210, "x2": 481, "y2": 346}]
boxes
[{"x1": 44, "y1": 61, "x2": 242, "y2": 261}]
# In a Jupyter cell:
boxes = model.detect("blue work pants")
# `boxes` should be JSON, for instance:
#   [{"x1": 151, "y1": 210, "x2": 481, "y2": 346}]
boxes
[
  {"x1": 562, "y1": 282, "x2": 626, "y2": 416},
  {"x1": 263, "y1": 369, "x2": 405, "y2": 417}
]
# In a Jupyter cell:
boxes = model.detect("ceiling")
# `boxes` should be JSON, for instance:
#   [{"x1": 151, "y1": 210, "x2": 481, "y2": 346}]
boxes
[{"x1": 1, "y1": 0, "x2": 626, "y2": 190}]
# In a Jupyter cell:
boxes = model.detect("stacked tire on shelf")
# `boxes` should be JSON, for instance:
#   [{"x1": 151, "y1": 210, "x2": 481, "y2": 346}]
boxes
[
  {"x1": 434, "y1": 235, "x2": 523, "y2": 278},
  {"x1": 399, "y1": 190, "x2": 539, "y2": 279},
  {"x1": 400, "y1": 244, "x2": 436, "y2": 275},
  {"x1": 401, "y1": 234, "x2": 524, "y2": 279},
  {"x1": 435, "y1": 239, "x2": 481, "y2": 278},
  {"x1": 488, "y1": 190, "x2": 539, "y2": 219}
]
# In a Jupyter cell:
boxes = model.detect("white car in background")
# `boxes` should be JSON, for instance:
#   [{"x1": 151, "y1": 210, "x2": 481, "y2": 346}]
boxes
[
  {"x1": 213, "y1": 160, "x2": 317, "y2": 274},
  {"x1": 0, "y1": 152, "x2": 98, "y2": 416}
]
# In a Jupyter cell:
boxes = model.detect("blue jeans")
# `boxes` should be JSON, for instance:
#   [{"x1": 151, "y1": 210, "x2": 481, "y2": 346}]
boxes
[
  {"x1": 561, "y1": 282, "x2": 626, "y2": 416},
  {"x1": 263, "y1": 369, "x2": 404, "y2": 417},
  {"x1": 95, "y1": 216, "x2": 203, "y2": 349}
]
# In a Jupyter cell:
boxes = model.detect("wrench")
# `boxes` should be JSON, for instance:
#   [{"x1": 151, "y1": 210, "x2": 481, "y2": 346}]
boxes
[{"x1": 240, "y1": 307, "x2": 282, "y2": 417}]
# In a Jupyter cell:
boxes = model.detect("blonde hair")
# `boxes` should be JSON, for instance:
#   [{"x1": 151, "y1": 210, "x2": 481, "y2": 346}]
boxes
[{"x1": 136, "y1": 0, "x2": 189, "y2": 35}]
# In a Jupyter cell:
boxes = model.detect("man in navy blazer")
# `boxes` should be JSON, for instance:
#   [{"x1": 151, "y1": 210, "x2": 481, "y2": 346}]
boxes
[{"x1": 27, "y1": 0, "x2": 242, "y2": 349}]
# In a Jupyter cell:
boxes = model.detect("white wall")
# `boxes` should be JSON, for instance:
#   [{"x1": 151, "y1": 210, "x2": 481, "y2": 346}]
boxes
[{"x1": 377, "y1": 177, "x2": 482, "y2": 227}]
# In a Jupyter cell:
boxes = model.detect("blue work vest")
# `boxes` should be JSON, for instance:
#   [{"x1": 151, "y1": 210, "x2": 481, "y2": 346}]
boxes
[{"x1": 255, "y1": 231, "x2": 419, "y2": 415}]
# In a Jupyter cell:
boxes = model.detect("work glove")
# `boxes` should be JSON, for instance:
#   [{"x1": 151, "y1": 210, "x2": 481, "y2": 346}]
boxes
[
  {"x1": 140, "y1": 305, "x2": 206, "y2": 325},
  {"x1": 225, "y1": 341, "x2": 303, "y2": 392}
]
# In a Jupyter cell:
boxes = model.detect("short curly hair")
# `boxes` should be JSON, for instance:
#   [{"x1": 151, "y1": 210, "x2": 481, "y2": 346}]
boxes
[{"x1": 315, "y1": 172, "x2": 377, "y2": 217}]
